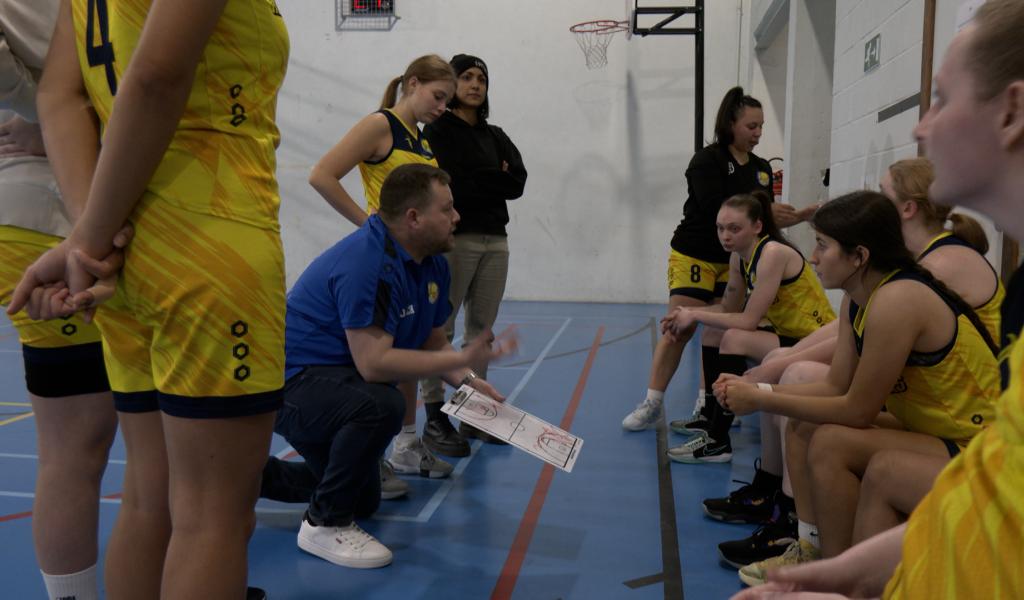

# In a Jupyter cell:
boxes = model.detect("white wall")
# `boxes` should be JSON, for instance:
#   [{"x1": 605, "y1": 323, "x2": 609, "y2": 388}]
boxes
[
  {"x1": 827, "y1": 0, "x2": 1001, "y2": 269},
  {"x1": 748, "y1": 21, "x2": 788, "y2": 168},
  {"x1": 275, "y1": 0, "x2": 747, "y2": 303},
  {"x1": 829, "y1": 0, "x2": 923, "y2": 196}
]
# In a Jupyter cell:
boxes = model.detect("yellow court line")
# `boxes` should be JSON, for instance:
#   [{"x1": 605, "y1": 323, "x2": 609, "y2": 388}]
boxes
[
  {"x1": 0, "y1": 412, "x2": 34, "y2": 426},
  {"x1": 0, "y1": 402, "x2": 31, "y2": 407}
]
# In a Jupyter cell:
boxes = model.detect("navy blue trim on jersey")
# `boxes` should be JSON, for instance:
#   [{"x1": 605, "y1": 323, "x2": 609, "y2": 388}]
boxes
[
  {"x1": 941, "y1": 437, "x2": 961, "y2": 458},
  {"x1": 918, "y1": 233, "x2": 972, "y2": 258},
  {"x1": 670, "y1": 286, "x2": 715, "y2": 303},
  {"x1": 363, "y1": 110, "x2": 434, "y2": 165},
  {"x1": 849, "y1": 270, "x2": 958, "y2": 366},
  {"x1": 159, "y1": 388, "x2": 284, "y2": 419},
  {"x1": 742, "y1": 237, "x2": 803, "y2": 291},
  {"x1": 999, "y1": 266, "x2": 1024, "y2": 389},
  {"x1": 113, "y1": 390, "x2": 159, "y2": 413}
]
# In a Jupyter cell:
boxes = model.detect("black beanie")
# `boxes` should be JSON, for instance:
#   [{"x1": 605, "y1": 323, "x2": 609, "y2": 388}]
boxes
[{"x1": 450, "y1": 54, "x2": 488, "y2": 81}]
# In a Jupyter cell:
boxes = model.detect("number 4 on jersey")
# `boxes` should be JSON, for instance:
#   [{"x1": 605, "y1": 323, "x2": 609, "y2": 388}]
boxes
[{"x1": 86, "y1": 0, "x2": 118, "y2": 95}]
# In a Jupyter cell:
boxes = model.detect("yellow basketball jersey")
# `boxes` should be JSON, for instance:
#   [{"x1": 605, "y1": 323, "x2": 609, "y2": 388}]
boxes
[
  {"x1": 851, "y1": 270, "x2": 1000, "y2": 447},
  {"x1": 918, "y1": 231, "x2": 1004, "y2": 342},
  {"x1": 358, "y1": 109, "x2": 437, "y2": 212},
  {"x1": 71, "y1": 0, "x2": 289, "y2": 230},
  {"x1": 884, "y1": 328, "x2": 1024, "y2": 598},
  {"x1": 741, "y1": 237, "x2": 835, "y2": 339}
]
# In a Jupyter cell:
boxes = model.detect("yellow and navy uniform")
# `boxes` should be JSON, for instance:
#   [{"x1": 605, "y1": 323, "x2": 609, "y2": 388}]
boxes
[
  {"x1": 883, "y1": 267, "x2": 1024, "y2": 599},
  {"x1": 358, "y1": 109, "x2": 437, "y2": 212},
  {"x1": 918, "y1": 231, "x2": 1004, "y2": 342},
  {"x1": 668, "y1": 144, "x2": 774, "y2": 302},
  {"x1": 667, "y1": 251, "x2": 730, "y2": 303},
  {"x1": 850, "y1": 270, "x2": 999, "y2": 449},
  {"x1": 71, "y1": 0, "x2": 289, "y2": 417},
  {"x1": 1, "y1": 227, "x2": 109, "y2": 397},
  {"x1": 741, "y1": 236, "x2": 835, "y2": 341}
]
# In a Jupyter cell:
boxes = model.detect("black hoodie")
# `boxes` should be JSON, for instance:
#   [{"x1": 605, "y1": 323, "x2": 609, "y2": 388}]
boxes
[{"x1": 424, "y1": 110, "x2": 527, "y2": 236}]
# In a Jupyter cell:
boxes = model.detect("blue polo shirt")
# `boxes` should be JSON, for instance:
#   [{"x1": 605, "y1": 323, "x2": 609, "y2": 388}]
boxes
[{"x1": 284, "y1": 215, "x2": 452, "y2": 380}]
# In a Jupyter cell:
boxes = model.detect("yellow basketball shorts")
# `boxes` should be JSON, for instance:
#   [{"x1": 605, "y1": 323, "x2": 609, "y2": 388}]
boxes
[
  {"x1": 96, "y1": 201, "x2": 285, "y2": 418},
  {"x1": 667, "y1": 249, "x2": 729, "y2": 302},
  {"x1": 0, "y1": 225, "x2": 109, "y2": 397}
]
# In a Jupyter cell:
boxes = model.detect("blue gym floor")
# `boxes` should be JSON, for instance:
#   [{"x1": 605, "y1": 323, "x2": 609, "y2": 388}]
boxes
[{"x1": 1, "y1": 301, "x2": 764, "y2": 599}]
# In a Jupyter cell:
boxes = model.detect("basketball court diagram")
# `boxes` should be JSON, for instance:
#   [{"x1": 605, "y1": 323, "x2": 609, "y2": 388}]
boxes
[{"x1": 444, "y1": 386, "x2": 584, "y2": 472}]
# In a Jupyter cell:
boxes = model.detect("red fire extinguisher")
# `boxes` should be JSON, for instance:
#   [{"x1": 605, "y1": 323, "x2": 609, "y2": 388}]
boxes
[{"x1": 769, "y1": 157, "x2": 784, "y2": 200}]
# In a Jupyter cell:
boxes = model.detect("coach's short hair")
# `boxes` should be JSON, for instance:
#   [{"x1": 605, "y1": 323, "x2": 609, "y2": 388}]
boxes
[{"x1": 378, "y1": 164, "x2": 451, "y2": 221}]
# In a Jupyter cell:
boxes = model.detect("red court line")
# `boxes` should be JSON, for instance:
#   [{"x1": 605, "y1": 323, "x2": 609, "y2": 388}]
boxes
[
  {"x1": 0, "y1": 510, "x2": 33, "y2": 523},
  {"x1": 490, "y1": 325, "x2": 605, "y2": 600}
]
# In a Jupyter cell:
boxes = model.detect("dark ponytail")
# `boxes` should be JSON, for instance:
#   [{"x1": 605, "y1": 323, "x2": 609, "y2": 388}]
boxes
[
  {"x1": 723, "y1": 190, "x2": 798, "y2": 254},
  {"x1": 713, "y1": 86, "x2": 762, "y2": 147},
  {"x1": 813, "y1": 192, "x2": 998, "y2": 355}
]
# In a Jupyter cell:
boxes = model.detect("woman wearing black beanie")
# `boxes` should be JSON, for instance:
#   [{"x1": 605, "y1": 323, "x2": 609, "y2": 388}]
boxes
[{"x1": 421, "y1": 54, "x2": 528, "y2": 456}]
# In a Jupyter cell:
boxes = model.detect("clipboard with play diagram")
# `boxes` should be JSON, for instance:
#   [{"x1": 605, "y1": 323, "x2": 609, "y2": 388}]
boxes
[{"x1": 442, "y1": 385, "x2": 583, "y2": 473}]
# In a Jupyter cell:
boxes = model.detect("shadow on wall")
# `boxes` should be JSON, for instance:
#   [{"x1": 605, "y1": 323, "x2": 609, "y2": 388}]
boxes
[{"x1": 275, "y1": 58, "x2": 389, "y2": 168}]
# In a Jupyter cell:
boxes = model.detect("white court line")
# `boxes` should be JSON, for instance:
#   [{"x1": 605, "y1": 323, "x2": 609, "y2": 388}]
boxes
[
  {"x1": 0, "y1": 452, "x2": 126, "y2": 465},
  {"x1": 377, "y1": 317, "x2": 573, "y2": 524},
  {"x1": 488, "y1": 365, "x2": 530, "y2": 371},
  {"x1": 0, "y1": 349, "x2": 21, "y2": 353},
  {"x1": 0, "y1": 490, "x2": 122, "y2": 505}
]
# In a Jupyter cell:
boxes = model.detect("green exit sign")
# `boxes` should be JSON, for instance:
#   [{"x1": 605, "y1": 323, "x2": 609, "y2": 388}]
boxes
[{"x1": 864, "y1": 34, "x2": 881, "y2": 73}]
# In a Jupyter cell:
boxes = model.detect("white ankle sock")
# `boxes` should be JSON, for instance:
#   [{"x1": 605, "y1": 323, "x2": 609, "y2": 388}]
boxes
[
  {"x1": 41, "y1": 564, "x2": 99, "y2": 600},
  {"x1": 645, "y1": 389, "x2": 664, "y2": 404},
  {"x1": 798, "y1": 520, "x2": 820, "y2": 549}
]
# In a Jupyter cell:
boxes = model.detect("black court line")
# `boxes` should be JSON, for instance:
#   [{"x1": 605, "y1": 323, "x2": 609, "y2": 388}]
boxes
[
  {"x1": 622, "y1": 318, "x2": 684, "y2": 598},
  {"x1": 503, "y1": 322, "x2": 649, "y2": 368},
  {"x1": 878, "y1": 91, "x2": 920, "y2": 123}
]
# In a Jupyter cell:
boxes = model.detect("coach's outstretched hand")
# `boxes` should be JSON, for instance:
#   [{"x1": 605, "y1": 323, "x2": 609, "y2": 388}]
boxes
[{"x1": 464, "y1": 325, "x2": 519, "y2": 366}]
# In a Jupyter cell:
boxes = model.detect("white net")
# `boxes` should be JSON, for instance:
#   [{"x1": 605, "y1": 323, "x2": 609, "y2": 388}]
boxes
[{"x1": 570, "y1": 20, "x2": 628, "y2": 69}]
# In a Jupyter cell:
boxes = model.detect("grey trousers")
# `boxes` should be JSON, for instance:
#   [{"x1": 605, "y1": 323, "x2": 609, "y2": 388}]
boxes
[{"x1": 421, "y1": 233, "x2": 510, "y2": 405}]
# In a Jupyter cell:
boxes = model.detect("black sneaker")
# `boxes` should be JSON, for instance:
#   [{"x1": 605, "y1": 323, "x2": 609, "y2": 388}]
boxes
[
  {"x1": 666, "y1": 432, "x2": 732, "y2": 463},
  {"x1": 669, "y1": 393, "x2": 715, "y2": 434},
  {"x1": 703, "y1": 463, "x2": 783, "y2": 524},
  {"x1": 422, "y1": 416, "x2": 471, "y2": 457},
  {"x1": 459, "y1": 421, "x2": 508, "y2": 445},
  {"x1": 718, "y1": 514, "x2": 798, "y2": 569},
  {"x1": 246, "y1": 587, "x2": 268, "y2": 600}
]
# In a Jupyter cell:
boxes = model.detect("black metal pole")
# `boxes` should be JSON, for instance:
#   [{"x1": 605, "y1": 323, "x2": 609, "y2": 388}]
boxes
[{"x1": 695, "y1": 0, "x2": 704, "y2": 152}]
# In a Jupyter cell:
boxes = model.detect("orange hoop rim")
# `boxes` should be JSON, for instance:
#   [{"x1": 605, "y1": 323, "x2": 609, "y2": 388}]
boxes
[{"x1": 569, "y1": 19, "x2": 629, "y2": 34}]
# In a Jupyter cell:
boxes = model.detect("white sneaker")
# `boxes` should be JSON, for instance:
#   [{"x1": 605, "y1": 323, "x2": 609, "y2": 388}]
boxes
[
  {"x1": 622, "y1": 399, "x2": 662, "y2": 431},
  {"x1": 388, "y1": 437, "x2": 453, "y2": 479},
  {"x1": 379, "y1": 459, "x2": 408, "y2": 500},
  {"x1": 297, "y1": 519, "x2": 393, "y2": 568}
]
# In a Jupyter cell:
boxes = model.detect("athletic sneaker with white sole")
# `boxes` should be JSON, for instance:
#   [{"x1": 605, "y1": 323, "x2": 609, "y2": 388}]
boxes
[
  {"x1": 666, "y1": 432, "x2": 733, "y2": 463},
  {"x1": 738, "y1": 539, "x2": 820, "y2": 587},
  {"x1": 669, "y1": 392, "x2": 714, "y2": 434},
  {"x1": 388, "y1": 437, "x2": 453, "y2": 478},
  {"x1": 379, "y1": 459, "x2": 408, "y2": 500},
  {"x1": 622, "y1": 399, "x2": 662, "y2": 431},
  {"x1": 297, "y1": 518, "x2": 392, "y2": 568}
]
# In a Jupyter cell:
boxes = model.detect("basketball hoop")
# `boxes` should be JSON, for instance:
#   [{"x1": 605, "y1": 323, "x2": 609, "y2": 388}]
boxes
[{"x1": 570, "y1": 20, "x2": 629, "y2": 69}]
